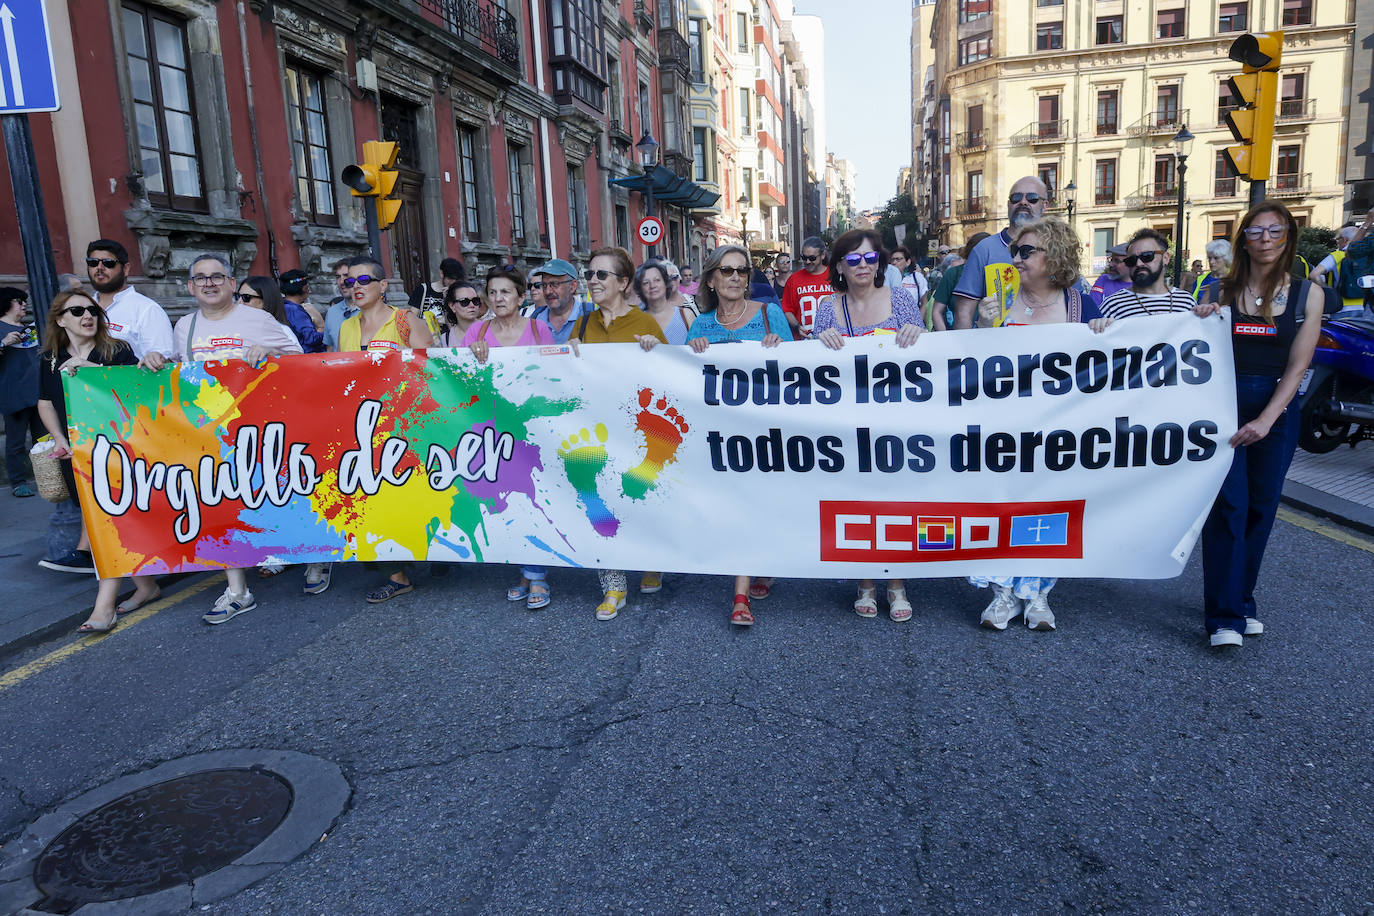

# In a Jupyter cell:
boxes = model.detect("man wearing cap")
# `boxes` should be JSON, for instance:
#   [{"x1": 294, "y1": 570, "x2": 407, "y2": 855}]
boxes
[
  {"x1": 527, "y1": 258, "x2": 595, "y2": 344},
  {"x1": 1089, "y1": 244, "x2": 1132, "y2": 308},
  {"x1": 85, "y1": 239, "x2": 174, "y2": 360},
  {"x1": 277, "y1": 269, "x2": 327, "y2": 353}
]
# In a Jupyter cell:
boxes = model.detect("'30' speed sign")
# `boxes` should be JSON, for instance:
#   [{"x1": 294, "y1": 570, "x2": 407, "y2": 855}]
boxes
[{"x1": 636, "y1": 216, "x2": 664, "y2": 245}]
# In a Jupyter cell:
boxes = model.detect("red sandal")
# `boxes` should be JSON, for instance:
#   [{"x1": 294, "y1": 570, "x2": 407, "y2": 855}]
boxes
[{"x1": 730, "y1": 594, "x2": 754, "y2": 627}]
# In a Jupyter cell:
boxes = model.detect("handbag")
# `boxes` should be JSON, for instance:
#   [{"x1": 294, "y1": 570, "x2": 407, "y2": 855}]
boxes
[{"x1": 29, "y1": 436, "x2": 70, "y2": 503}]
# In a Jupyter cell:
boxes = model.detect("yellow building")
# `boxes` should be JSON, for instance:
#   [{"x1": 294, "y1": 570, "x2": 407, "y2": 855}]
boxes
[{"x1": 924, "y1": 0, "x2": 1355, "y2": 270}]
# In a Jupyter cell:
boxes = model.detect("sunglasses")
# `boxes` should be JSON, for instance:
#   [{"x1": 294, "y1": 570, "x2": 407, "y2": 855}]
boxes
[
  {"x1": 1243, "y1": 224, "x2": 1288, "y2": 240},
  {"x1": 800, "y1": 255, "x2": 820, "y2": 263},
  {"x1": 234, "y1": 292, "x2": 262, "y2": 303},
  {"x1": 343, "y1": 275, "x2": 380, "y2": 287},
  {"x1": 715, "y1": 265, "x2": 750, "y2": 277},
  {"x1": 528, "y1": 282, "x2": 543, "y2": 290},
  {"x1": 1010, "y1": 244, "x2": 1045, "y2": 260},
  {"x1": 85, "y1": 257, "x2": 121, "y2": 269},
  {"x1": 1123, "y1": 251, "x2": 1163, "y2": 267},
  {"x1": 1009, "y1": 192, "x2": 1044, "y2": 205},
  {"x1": 843, "y1": 252, "x2": 881, "y2": 267},
  {"x1": 584, "y1": 269, "x2": 621, "y2": 280},
  {"x1": 449, "y1": 296, "x2": 482, "y2": 308},
  {"x1": 62, "y1": 304, "x2": 104, "y2": 318}
]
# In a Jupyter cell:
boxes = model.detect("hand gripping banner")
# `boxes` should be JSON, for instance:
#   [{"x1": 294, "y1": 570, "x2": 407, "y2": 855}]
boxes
[{"x1": 66, "y1": 312, "x2": 1236, "y2": 580}]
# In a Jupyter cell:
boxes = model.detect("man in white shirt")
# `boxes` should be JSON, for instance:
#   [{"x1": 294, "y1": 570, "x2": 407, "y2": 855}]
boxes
[
  {"x1": 889, "y1": 246, "x2": 930, "y2": 303},
  {"x1": 141, "y1": 253, "x2": 303, "y2": 625},
  {"x1": 1099, "y1": 228, "x2": 1197, "y2": 321},
  {"x1": 85, "y1": 239, "x2": 174, "y2": 360}
]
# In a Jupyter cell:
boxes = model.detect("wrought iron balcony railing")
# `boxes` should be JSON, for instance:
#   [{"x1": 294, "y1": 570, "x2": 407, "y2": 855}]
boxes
[{"x1": 413, "y1": 0, "x2": 519, "y2": 68}]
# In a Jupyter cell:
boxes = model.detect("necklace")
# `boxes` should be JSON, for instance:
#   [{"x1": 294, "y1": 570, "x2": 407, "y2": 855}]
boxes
[
  {"x1": 1130, "y1": 290, "x2": 1161, "y2": 315},
  {"x1": 1244, "y1": 282, "x2": 1287, "y2": 314},
  {"x1": 716, "y1": 300, "x2": 749, "y2": 326},
  {"x1": 1020, "y1": 288, "x2": 1058, "y2": 316}
]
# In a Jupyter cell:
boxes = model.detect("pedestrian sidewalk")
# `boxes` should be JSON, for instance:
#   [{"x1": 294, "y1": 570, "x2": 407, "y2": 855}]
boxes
[{"x1": 1284, "y1": 444, "x2": 1374, "y2": 534}]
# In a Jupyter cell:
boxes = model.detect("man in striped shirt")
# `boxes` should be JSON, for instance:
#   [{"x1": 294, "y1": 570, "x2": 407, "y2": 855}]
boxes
[{"x1": 1100, "y1": 228, "x2": 1197, "y2": 320}]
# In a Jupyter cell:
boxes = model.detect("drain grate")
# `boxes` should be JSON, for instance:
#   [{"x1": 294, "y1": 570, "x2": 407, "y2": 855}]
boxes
[{"x1": 31, "y1": 768, "x2": 292, "y2": 913}]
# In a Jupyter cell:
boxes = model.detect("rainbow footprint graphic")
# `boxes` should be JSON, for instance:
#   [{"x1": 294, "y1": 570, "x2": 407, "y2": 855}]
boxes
[
  {"x1": 621, "y1": 387, "x2": 689, "y2": 501},
  {"x1": 558, "y1": 424, "x2": 620, "y2": 537}
]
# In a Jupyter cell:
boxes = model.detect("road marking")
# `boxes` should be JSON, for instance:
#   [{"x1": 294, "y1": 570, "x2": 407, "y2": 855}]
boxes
[
  {"x1": 0, "y1": 574, "x2": 222, "y2": 692},
  {"x1": 1277, "y1": 507, "x2": 1374, "y2": 555}
]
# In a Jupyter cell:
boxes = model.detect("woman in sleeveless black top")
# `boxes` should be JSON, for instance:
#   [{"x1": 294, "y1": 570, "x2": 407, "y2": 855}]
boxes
[{"x1": 1195, "y1": 201, "x2": 1325, "y2": 649}]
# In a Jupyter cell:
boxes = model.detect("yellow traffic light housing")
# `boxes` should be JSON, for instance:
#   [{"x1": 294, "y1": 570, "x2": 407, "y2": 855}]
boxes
[
  {"x1": 341, "y1": 141, "x2": 403, "y2": 229},
  {"x1": 1222, "y1": 31, "x2": 1283, "y2": 184}
]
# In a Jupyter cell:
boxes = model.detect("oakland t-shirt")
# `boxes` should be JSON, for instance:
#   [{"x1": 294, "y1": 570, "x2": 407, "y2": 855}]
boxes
[{"x1": 781, "y1": 271, "x2": 835, "y2": 335}]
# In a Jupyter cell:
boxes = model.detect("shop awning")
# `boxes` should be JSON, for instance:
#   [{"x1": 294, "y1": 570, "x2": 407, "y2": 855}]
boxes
[{"x1": 609, "y1": 165, "x2": 721, "y2": 210}]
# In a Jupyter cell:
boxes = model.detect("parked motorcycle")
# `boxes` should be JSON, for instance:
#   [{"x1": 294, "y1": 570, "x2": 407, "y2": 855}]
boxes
[{"x1": 1298, "y1": 275, "x2": 1374, "y2": 454}]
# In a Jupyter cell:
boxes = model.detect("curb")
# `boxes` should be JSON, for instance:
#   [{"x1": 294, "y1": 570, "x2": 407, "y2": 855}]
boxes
[{"x1": 1281, "y1": 480, "x2": 1374, "y2": 538}]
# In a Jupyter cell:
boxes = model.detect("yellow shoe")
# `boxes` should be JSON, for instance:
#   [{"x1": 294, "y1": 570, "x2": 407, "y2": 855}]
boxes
[
  {"x1": 596, "y1": 590, "x2": 627, "y2": 621},
  {"x1": 640, "y1": 571, "x2": 663, "y2": 594}
]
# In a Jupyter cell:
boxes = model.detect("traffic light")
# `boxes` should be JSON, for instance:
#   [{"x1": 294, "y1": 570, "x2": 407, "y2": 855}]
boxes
[
  {"x1": 341, "y1": 141, "x2": 403, "y2": 230},
  {"x1": 1222, "y1": 31, "x2": 1283, "y2": 183}
]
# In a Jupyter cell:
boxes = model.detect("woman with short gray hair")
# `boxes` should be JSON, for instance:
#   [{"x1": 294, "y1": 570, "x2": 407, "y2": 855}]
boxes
[{"x1": 1194, "y1": 239, "x2": 1233, "y2": 302}]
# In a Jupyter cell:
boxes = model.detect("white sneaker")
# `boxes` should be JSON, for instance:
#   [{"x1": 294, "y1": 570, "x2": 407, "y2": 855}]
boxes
[
  {"x1": 303, "y1": 563, "x2": 332, "y2": 596},
  {"x1": 1024, "y1": 593, "x2": 1056, "y2": 631},
  {"x1": 1209, "y1": 628, "x2": 1243, "y2": 648},
  {"x1": 980, "y1": 586, "x2": 1021, "y2": 631},
  {"x1": 1244, "y1": 617, "x2": 1264, "y2": 636},
  {"x1": 204, "y1": 588, "x2": 256, "y2": 625}
]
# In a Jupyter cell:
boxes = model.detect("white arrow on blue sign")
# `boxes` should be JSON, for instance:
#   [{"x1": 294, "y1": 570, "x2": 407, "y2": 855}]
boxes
[{"x1": 0, "y1": 0, "x2": 59, "y2": 114}]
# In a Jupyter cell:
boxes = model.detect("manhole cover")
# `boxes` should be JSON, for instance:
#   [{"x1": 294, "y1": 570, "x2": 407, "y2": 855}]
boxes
[{"x1": 31, "y1": 768, "x2": 292, "y2": 913}]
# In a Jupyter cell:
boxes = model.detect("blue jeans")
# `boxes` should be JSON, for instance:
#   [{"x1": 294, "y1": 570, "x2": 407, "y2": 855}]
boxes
[{"x1": 1201, "y1": 375, "x2": 1299, "y2": 635}]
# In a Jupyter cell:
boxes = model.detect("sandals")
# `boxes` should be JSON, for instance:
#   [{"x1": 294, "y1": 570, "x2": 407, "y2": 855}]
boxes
[
  {"x1": 640, "y1": 572, "x2": 663, "y2": 594},
  {"x1": 854, "y1": 586, "x2": 878, "y2": 618},
  {"x1": 730, "y1": 594, "x2": 754, "y2": 627},
  {"x1": 748, "y1": 577, "x2": 774, "y2": 600},
  {"x1": 507, "y1": 580, "x2": 531, "y2": 601},
  {"x1": 366, "y1": 580, "x2": 414, "y2": 603},
  {"x1": 77, "y1": 616, "x2": 118, "y2": 634},
  {"x1": 596, "y1": 590, "x2": 626, "y2": 621},
  {"x1": 526, "y1": 580, "x2": 551, "y2": 611},
  {"x1": 116, "y1": 589, "x2": 161, "y2": 614},
  {"x1": 887, "y1": 586, "x2": 913, "y2": 623}
]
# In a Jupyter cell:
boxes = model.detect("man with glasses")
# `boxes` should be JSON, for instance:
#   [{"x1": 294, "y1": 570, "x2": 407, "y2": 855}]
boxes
[
  {"x1": 85, "y1": 239, "x2": 174, "y2": 360},
  {"x1": 953, "y1": 176, "x2": 1050, "y2": 329},
  {"x1": 780, "y1": 236, "x2": 832, "y2": 338},
  {"x1": 1089, "y1": 243, "x2": 1131, "y2": 308},
  {"x1": 323, "y1": 258, "x2": 359, "y2": 351},
  {"x1": 141, "y1": 254, "x2": 303, "y2": 625},
  {"x1": 526, "y1": 259, "x2": 594, "y2": 343},
  {"x1": 1098, "y1": 228, "x2": 1196, "y2": 321}
]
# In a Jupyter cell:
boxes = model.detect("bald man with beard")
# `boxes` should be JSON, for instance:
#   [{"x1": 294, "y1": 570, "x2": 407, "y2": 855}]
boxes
[{"x1": 952, "y1": 176, "x2": 1050, "y2": 329}]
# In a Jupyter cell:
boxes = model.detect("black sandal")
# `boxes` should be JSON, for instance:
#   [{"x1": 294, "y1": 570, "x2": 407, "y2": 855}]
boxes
[{"x1": 366, "y1": 581, "x2": 414, "y2": 603}]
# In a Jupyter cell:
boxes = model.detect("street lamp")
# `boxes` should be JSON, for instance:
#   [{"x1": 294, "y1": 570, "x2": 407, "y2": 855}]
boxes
[
  {"x1": 637, "y1": 130, "x2": 660, "y2": 257},
  {"x1": 1171, "y1": 125, "x2": 1194, "y2": 287},
  {"x1": 737, "y1": 192, "x2": 751, "y2": 248},
  {"x1": 1064, "y1": 180, "x2": 1077, "y2": 224}
]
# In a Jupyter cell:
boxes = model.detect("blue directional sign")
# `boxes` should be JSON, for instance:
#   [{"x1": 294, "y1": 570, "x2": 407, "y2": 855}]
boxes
[{"x1": 0, "y1": 0, "x2": 59, "y2": 113}]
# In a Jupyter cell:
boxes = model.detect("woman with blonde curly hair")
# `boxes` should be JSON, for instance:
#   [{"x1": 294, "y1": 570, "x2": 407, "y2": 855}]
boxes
[{"x1": 973, "y1": 216, "x2": 1104, "y2": 633}]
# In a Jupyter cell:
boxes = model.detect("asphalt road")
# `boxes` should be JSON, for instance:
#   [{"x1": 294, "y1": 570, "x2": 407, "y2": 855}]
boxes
[{"x1": 2, "y1": 514, "x2": 1372, "y2": 914}]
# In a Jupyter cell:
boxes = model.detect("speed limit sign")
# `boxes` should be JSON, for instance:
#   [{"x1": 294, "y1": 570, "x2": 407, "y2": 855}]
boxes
[{"x1": 637, "y1": 216, "x2": 664, "y2": 246}]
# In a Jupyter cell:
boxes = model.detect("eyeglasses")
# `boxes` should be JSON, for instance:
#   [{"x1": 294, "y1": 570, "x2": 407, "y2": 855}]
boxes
[
  {"x1": 449, "y1": 296, "x2": 482, "y2": 308},
  {"x1": 191, "y1": 273, "x2": 230, "y2": 286},
  {"x1": 342, "y1": 275, "x2": 379, "y2": 288},
  {"x1": 1010, "y1": 244, "x2": 1045, "y2": 260},
  {"x1": 61, "y1": 304, "x2": 103, "y2": 318},
  {"x1": 1009, "y1": 192, "x2": 1044, "y2": 205},
  {"x1": 842, "y1": 252, "x2": 881, "y2": 267},
  {"x1": 1123, "y1": 251, "x2": 1163, "y2": 267},
  {"x1": 800, "y1": 255, "x2": 820, "y2": 263},
  {"x1": 234, "y1": 292, "x2": 262, "y2": 303},
  {"x1": 85, "y1": 257, "x2": 120, "y2": 269},
  {"x1": 1243, "y1": 224, "x2": 1288, "y2": 241},
  {"x1": 584, "y1": 269, "x2": 621, "y2": 281},
  {"x1": 715, "y1": 265, "x2": 750, "y2": 277},
  {"x1": 539, "y1": 276, "x2": 575, "y2": 287}
]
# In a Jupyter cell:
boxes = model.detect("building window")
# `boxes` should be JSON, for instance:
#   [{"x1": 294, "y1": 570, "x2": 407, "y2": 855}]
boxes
[
  {"x1": 607, "y1": 55, "x2": 624, "y2": 127},
  {"x1": 458, "y1": 127, "x2": 481, "y2": 239},
  {"x1": 1038, "y1": 163, "x2": 1059, "y2": 199},
  {"x1": 1095, "y1": 159, "x2": 1116, "y2": 205},
  {"x1": 1156, "y1": 84, "x2": 1180, "y2": 127},
  {"x1": 739, "y1": 88, "x2": 751, "y2": 134},
  {"x1": 1282, "y1": 0, "x2": 1311, "y2": 25},
  {"x1": 1037, "y1": 95, "x2": 1060, "y2": 137},
  {"x1": 1218, "y1": 2, "x2": 1247, "y2": 32},
  {"x1": 1036, "y1": 0, "x2": 1063, "y2": 6},
  {"x1": 1093, "y1": 227, "x2": 1116, "y2": 260},
  {"x1": 508, "y1": 146, "x2": 526, "y2": 242},
  {"x1": 688, "y1": 18, "x2": 705, "y2": 82},
  {"x1": 549, "y1": 0, "x2": 607, "y2": 110},
  {"x1": 1275, "y1": 145, "x2": 1301, "y2": 189},
  {"x1": 1212, "y1": 219, "x2": 1233, "y2": 240},
  {"x1": 1096, "y1": 89, "x2": 1119, "y2": 135},
  {"x1": 567, "y1": 164, "x2": 586, "y2": 251},
  {"x1": 1096, "y1": 15, "x2": 1123, "y2": 44},
  {"x1": 692, "y1": 127, "x2": 708, "y2": 181},
  {"x1": 959, "y1": 0, "x2": 991, "y2": 22},
  {"x1": 615, "y1": 203, "x2": 629, "y2": 248},
  {"x1": 121, "y1": 3, "x2": 206, "y2": 211},
  {"x1": 1036, "y1": 22, "x2": 1063, "y2": 50},
  {"x1": 736, "y1": 12, "x2": 749, "y2": 52},
  {"x1": 638, "y1": 80, "x2": 651, "y2": 135},
  {"x1": 958, "y1": 36, "x2": 992, "y2": 66},
  {"x1": 1280, "y1": 72, "x2": 1307, "y2": 118},
  {"x1": 1214, "y1": 150, "x2": 1237, "y2": 197},
  {"x1": 1156, "y1": 8, "x2": 1185, "y2": 38},
  {"x1": 1218, "y1": 80, "x2": 1240, "y2": 125},
  {"x1": 967, "y1": 170, "x2": 983, "y2": 201},
  {"x1": 1154, "y1": 155, "x2": 1177, "y2": 197},
  {"x1": 284, "y1": 65, "x2": 337, "y2": 226},
  {"x1": 742, "y1": 167, "x2": 753, "y2": 204}
]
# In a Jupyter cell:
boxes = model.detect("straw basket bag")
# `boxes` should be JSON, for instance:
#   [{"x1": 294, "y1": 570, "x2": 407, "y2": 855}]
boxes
[{"x1": 29, "y1": 436, "x2": 70, "y2": 503}]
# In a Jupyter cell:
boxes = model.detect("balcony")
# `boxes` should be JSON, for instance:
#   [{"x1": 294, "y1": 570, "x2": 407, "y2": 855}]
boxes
[
  {"x1": 1012, "y1": 120, "x2": 1067, "y2": 146},
  {"x1": 759, "y1": 180, "x2": 786, "y2": 208},
  {"x1": 1094, "y1": 189, "x2": 1117, "y2": 206},
  {"x1": 1213, "y1": 177, "x2": 1238, "y2": 198},
  {"x1": 1126, "y1": 183, "x2": 1180, "y2": 209},
  {"x1": 1129, "y1": 109, "x2": 1189, "y2": 138},
  {"x1": 608, "y1": 118, "x2": 632, "y2": 148},
  {"x1": 1277, "y1": 98, "x2": 1315, "y2": 124},
  {"x1": 412, "y1": 0, "x2": 519, "y2": 69},
  {"x1": 633, "y1": 0, "x2": 653, "y2": 31},
  {"x1": 1095, "y1": 119, "x2": 1119, "y2": 136},
  {"x1": 663, "y1": 150, "x2": 693, "y2": 179},
  {"x1": 956, "y1": 196, "x2": 985, "y2": 217},
  {"x1": 1217, "y1": 104, "x2": 1240, "y2": 127},
  {"x1": 956, "y1": 130, "x2": 986, "y2": 154},
  {"x1": 1271, "y1": 172, "x2": 1311, "y2": 198},
  {"x1": 657, "y1": 27, "x2": 691, "y2": 76}
]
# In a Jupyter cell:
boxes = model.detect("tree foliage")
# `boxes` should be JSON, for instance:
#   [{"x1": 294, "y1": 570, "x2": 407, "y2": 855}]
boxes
[
  {"x1": 873, "y1": 194, "x2": 921, "y2": 251},
  {"x1": 1296, "y1": 226, "x2": 1338, "y2": 273}
]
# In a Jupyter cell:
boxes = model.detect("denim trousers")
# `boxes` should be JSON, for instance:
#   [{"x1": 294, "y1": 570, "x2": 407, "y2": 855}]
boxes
[{"x1": 1201, "y1": 375, "x2": 1299, "y2": 635}]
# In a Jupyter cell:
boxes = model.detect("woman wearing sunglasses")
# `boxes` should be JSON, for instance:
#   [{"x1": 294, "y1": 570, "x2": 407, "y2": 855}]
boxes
[
  {"x1": 972, "y1": 217, "x2": 1101, "y2": 633},
  {"x1": 35, "y1": 291, "x2": 158, "y2": 632},
  {"x1": 1193, "y1": 201, "x2": 1324, "y2": 649},
  {"x1": 435, "y1": 282, "x2": 484, "y2": 347},
  {"x1": 235, "y1": 276, "x2": 291, "y2": 328},
  {"x1": 338, "y1": 255, "x2": 434, "y2": 356},
  {"x1": 812, "y1": 229, "x2": 925, "y2": 622}
]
